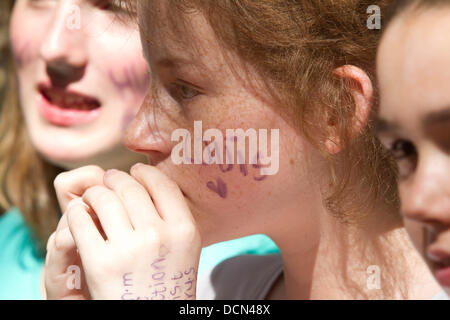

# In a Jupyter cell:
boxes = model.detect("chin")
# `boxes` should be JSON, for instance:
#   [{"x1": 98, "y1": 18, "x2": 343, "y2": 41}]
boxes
[{"x1": 34, "y1": 141, "x2": 108, "y2": 169}]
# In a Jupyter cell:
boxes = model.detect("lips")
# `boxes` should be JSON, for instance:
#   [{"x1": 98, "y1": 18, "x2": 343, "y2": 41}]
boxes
[
  {"x1": 433, "y1": 259, "x2": 450, "y2": 288},
  {"x1": 427, "y1": 234, "x2": 450, "y2": 288},
  {"x1": 37, "y1": 84, "x2": 102, "y2": 127}
]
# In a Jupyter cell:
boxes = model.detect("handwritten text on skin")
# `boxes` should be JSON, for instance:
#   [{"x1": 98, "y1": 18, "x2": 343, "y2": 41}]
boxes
[{"x1": 121, "y1": 250, "x2": 197, "y2": 300}]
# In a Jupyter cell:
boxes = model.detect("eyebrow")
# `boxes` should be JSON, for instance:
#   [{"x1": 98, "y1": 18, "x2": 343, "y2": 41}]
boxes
[
  {"x1": 423, "y1": 107, "x2": 450, "y2": 127},
  {"x1": 155, "y1": 56, "x2": 211, "y2": 76},
  {"x1": 157, "y1": 57, "x2": 192, "y2": 68}
]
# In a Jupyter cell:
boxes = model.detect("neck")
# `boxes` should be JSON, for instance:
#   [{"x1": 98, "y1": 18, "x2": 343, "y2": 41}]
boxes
[{"x1": 269, "y1": 203, "x2": 441, "y2": 299}]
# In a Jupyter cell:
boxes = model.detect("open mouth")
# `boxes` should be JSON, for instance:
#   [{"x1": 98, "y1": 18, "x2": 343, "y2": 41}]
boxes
[
  {"x1": 434, "y1": 259, "x2": 450, "y2": 288},
  {"x1": 37, "y1": 84, "x2": 102, "y2": 127},
  {"x1": 426, "y1": 229, "x2": 450, "y2": 287},
  {"x1": 39, "y1": 84, "x2": 101, "y2": 111}
]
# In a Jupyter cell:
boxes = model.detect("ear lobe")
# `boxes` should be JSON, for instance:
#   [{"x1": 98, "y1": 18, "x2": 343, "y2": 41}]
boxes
[{"x1": 325, "y1": 65, "x2": 374, "y2": 155}]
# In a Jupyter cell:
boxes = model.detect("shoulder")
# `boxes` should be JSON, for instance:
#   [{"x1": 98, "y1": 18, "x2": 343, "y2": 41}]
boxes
[{"x1": 196, "y1": 254, "x2": 283, "y2": 300}]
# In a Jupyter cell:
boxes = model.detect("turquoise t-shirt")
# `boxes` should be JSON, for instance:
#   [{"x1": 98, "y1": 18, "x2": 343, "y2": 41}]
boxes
[
  {"x1": 0, "y1": 208, "x2": 44, "y2": 300},
  {"x1": 0, "y1": 208, "x2": 279, "y2": 299},
  {"x1": 198, "y1": 235, "x2": 279, "y2": 275}
]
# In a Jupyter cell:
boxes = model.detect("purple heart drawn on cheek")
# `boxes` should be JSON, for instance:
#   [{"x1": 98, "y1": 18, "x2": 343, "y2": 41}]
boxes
[{"x1": 207, "y1": 178, "x2": 228, "y2": 199}]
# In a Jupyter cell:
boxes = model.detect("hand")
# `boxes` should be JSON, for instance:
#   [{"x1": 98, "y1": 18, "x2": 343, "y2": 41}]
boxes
[
  {"x1": 64, "y1": 164, "x2": 201, "y2": 300},
  {"x1": 45, "y1": 199, "x2": 91, "y2": 300},
  {"x1": 44, "y1": 166, "x2": 105, "y2": 300}
]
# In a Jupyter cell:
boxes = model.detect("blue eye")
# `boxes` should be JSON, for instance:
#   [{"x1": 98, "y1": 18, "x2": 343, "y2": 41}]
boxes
[
  {"x1": 180, "y1": 85, "x2": 199, "y2": 99},
  {"x1": 170, "y1": 83, "x2": 200, "y2": 101}
]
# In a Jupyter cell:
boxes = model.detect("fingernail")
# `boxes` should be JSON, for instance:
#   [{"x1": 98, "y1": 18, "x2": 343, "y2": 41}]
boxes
[
  {"x1": 131, "y1": 163, "x2": 144, "y2": 172},
  {"x1": 105, "y1": 169, "x2": 119, "y2": 177}
]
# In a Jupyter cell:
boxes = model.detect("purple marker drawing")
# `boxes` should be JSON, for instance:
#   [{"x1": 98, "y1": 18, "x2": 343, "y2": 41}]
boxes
[
  {"x1": 207, "y1": 178, "x2": 227, "y2": 199},
  {"x1": 109, "y1": 65, "x2": 149, "y2": 96}
]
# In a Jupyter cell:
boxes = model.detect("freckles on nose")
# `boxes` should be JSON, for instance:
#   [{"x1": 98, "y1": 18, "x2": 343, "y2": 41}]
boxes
[
  {"x1": 124, "y1": 108, "x2": 172, "y2": 156},
  {"x1": 124, "y1": 113, "x2": 147, "y2": 152}
]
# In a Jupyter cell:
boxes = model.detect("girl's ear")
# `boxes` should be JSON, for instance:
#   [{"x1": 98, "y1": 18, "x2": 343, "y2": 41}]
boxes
[{"x1": 326, "y1": 65, "x2": 374, "y2": 154}]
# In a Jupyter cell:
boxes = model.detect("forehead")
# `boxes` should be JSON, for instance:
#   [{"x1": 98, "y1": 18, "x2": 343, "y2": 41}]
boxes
[
  {"x1": 377, "y1": 8, "x2": 450, "y2": 119},
  {"x1": 136, "y1": 1, "x2": 227, "y2": 71}
]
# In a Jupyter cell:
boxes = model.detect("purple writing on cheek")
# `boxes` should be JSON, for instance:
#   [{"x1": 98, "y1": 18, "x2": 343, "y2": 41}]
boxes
[
  {"x1": 207, "y1": 178, "x2": 227, "y2": 199},
  {"x1": 206, "y1": 147, "x2": 269, "y2": 198}
]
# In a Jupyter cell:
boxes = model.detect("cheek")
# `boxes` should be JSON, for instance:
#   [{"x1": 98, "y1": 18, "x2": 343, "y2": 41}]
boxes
[
  {"x1": 10, "y1": 7, "x2": 43, "y2": 68},
  {"x1": 100, "y1": 54, "x2": 149, "y2": 131},
  {"x1": 121, "y1": 111, "x2": 137, "y2": 133},
  {"x1": 107, "y1": 60, "x2": 149, "y2": 99},
  {"x1": 100, "y1": 36, "x2": 150, "y2": 103},
  {"x1": 202, "y1": 162, "x2": 269, "y2": 200}
]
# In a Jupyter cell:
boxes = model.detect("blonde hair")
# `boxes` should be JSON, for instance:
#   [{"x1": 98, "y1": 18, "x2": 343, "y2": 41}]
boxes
[{"x1": 0, "y1": 0, "x2": 61, "y2": 253}]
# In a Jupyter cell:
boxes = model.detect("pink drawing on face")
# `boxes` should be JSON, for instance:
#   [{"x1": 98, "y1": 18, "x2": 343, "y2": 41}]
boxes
[{"x1": 12, "y1": 40, "x2": 32, "y2": 67}]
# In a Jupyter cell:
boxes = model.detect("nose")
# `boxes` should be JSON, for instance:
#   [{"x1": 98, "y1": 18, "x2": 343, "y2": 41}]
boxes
[
  {"x1": 124, "y1": 93, "x2": 173, "y2": 163},
  {"x1": 39, "y1": 1, "x2": 87, "y2": 87},
  {"x1": 400, "y1": 150, "x2": 450, "y2": 227}
]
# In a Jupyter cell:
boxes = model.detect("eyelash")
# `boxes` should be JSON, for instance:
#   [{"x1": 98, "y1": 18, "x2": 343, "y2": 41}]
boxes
[
  {"x1": 388, "y1": 139, "x2": 418, "y2": 179},
  {"x1": 168, "y1": 82, "x2": 201, "y2": 103}
]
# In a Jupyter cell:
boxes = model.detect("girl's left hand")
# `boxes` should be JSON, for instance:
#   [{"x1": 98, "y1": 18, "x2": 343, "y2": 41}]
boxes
[{"x1": 61, "y1": 163, "x2": 201, "y2": 300}]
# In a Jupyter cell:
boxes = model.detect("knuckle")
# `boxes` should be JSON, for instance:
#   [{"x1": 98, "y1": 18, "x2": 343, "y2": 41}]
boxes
[
  {"x1": 174, "y1": 223, "x2": 199, "y2": 243},
  {"x1": 84, "y1": 185, "x2": 106, "y2": 200},
  {"x1": 54, "y1": 229, "x2": 66, "y2": 251},
  {"x1": 118, "y1": 183, "x2": 145, "y2": 200},
  {"x1": 53, "y1": 172, "x2": 69, "y2": 190},
  {"x1": 46, "y1": 232, "x2": 56, "y2": 252},
  {"x1": 84, "y1": 165, "x2": 104, "y2": 174},
  {"x1": 141, "y1": 229, "x2": 162, "y2": 248}
]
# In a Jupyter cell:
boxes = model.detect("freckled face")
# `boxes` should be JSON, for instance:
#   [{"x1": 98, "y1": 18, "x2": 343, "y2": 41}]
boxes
[
  {"x1": 128, "y1": 2, "x2": 327, "y2": 245},
  {"x1": 10, "y1": 0, "x2": 149, "y2": 169},
  {"x1": 377, "y1": 9, "x2": 450, "y2": 289}
]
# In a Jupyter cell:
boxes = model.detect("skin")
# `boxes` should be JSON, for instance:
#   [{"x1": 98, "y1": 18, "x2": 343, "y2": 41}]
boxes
[
  {"x1": 10, "y1": 0, "x2": 148, "y2": 170},
  {"x1": 377, "y1": 8, "x2": 450, "y2": 294},
  {"x1": 45, "y1": 1, "x2": 440, "y2": 300}
]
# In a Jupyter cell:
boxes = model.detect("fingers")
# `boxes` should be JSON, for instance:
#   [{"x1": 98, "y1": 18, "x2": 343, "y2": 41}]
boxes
[
  {"x1": 130, "y1": 164, "x2": 193, "y2": 224},
  {"x1": 66, "y1": 201, "x2": 105, "y2": 262},
  {"x1": 103, "y1": 170, "x2": 161, "y2": 230},
  {"x1": 45, "y1": 227, "x2": 77, "y2": 275},
  {"x1": 82, "y1": 186, "x2": 133, "y2": 242},
  {"x1": 54, "y1": 165, "x2": 105, "y2": 212},
  {"x1": 46, "y1": 198, "x2": 84, "y2": 274}
]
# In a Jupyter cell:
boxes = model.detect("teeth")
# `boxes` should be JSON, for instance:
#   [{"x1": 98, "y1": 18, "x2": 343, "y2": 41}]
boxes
[
  {"x1": 43, "y1": 88, "x2": 99, "y2": 110},
  {"x1": 65, "y1": 96, "x2": 75, "y2": 105},
  {"x1": 48, "y1": 91, "x2": 62, "y2": 105}
]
